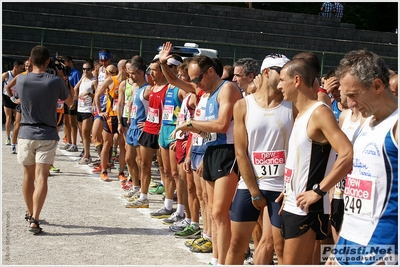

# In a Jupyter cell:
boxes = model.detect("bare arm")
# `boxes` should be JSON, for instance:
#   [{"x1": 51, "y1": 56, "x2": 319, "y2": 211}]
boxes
[
  {"x1": 94, "y1": 77, "x2": 113, "y2": 112},
  {"x1": 298, "y1": 105, "x2": 353, "y2": 213},
  {"x1": 233, "y1": 98, "x2": 266, "y2": 210},
  {"x1": 117, "y1": 80, "x2": 126, "y2": 123},
  {"x1": 159, "y1": 42, "x2": 196, "y2": 93},
  {"x1": 5, "y1": 73, "x2": 18, "y2": 97}
]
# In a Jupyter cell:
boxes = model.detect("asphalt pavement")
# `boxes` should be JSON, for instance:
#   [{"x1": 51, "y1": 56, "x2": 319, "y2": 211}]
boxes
[{"x1": 1, "y1": 124, "x2": 213, "y2": 265}]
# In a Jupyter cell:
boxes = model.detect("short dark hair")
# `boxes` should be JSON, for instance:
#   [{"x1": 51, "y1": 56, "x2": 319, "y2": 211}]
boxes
[
  {"x1": 30, "y1": 45, "x2": 50, "y2": 67},
  {"x1": 13, "y1": 60, "x2": 24, "y2": 67}
]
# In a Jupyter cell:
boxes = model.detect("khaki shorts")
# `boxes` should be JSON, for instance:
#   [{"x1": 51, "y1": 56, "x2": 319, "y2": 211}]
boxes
[{"x1": 17, "y1": 139, "x2": 58, "y2": 165}]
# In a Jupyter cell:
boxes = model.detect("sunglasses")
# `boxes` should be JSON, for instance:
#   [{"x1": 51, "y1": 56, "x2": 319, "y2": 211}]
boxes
[
  {"x1": 82, "y1": 68, "x2": 92, "y2": 71},
  {"x1": 191, "y1": 66, "x2": 211, "y2": 84},
  {"x1": 167, "y1": 64, "x2": 175, "y2": 69},
  {"x1": 269, "y1": 66, "x2": 282, "y2": 74}
]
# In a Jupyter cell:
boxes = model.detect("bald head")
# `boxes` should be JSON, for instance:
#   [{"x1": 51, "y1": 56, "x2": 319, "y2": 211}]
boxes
[
  {"x1": 389, "y1": 74, "x2": 398, "y2": 97},
  {"x1": 118, "y1": 59, "x2": 127, "y2": 71}
]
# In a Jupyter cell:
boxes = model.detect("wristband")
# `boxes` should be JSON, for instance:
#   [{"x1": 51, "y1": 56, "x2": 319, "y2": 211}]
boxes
[
  {"x1": 318, "y1": 88, "x2": 328, "y2": 94},
  {"x1": 251, "y1": 194, "x2": 263, "y2": 201}
]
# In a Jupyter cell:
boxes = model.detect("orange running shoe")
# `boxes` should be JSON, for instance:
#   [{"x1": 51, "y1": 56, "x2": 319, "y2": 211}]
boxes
[
  {"x1": 118, "y1": 172, "x2": 127, "y2": 182},
  {"x1": 100, "y1": 171, "x2": 109, "y2": 181},
  {"x1": 92, "y1": 165, "x2": 102, "y2": 174}
]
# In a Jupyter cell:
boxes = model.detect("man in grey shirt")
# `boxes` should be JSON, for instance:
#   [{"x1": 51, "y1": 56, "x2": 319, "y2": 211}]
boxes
[{"x1": 16, "y1": 45, "x2": 73, "y2": 234}]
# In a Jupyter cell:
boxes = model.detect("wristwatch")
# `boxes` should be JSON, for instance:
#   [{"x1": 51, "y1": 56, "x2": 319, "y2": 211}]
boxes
[
  {"x1": 312, "y1": 184, "x2": 327, "y2": 197},
  {"x1": 186, "y1": 118, "x2": 193, "y2": 129}
]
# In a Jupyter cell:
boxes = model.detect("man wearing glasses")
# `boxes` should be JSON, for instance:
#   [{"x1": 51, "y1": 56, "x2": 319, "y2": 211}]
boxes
[{"x1": 171, "y1": 54, "x2": 243, "y2": 265}]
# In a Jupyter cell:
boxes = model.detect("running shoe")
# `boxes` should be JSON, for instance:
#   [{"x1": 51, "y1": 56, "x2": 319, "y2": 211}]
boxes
[
  {"x1": 66, "y1": 144, "x2": 78, "y2": 152},
  {"x1": 92, "y1": 164, "x2": 111, "y2": 174},
  {"x1": 50, "y1": 165, "x2": 60, "y2": 173},
  {"x1": 124, "y1": 198, "x2": 149, "y2": 208},
  {"x1": 121, "y1": 180, "x2": 132, "y2": 190},
  {"x1": 79, "y1": 149, "x2": 85, "y2": 158},
  {"x1": 121, "y1": 187, "x2": 140, "y2": 199},
  {"x1": 162, "y1": 212, "x2": 185, "y2": 225},
  {"x1": 118, "y1": 172, "x2": 127, "y2": 181},
  {"x1": 169, "y1": 218, "x2": 190, "y2": 232},
  {"x1": 5, "y1": 138, "x2": 11, "y2": 145},
  {"x1": 11, "y1": 145, "x2": 17, "y2": 154},
  {"x1": 148, "y1": 184, "x2": 165, "y2": 195},
  {"x1": 184, "y1": 236, "x2": 206, "y2": 247},
  {"x1": 100, "y1": 171, "x2": 109, "y2": 181},
  {"x1": 149, "y1": 178, "x2": 159, "y2": 188},
  {"x1": 126, "y1": 190, "x2": 141, "y2": 203},
  {"x1": 150, "y1": 206, "x2": 174, "y2": 219},
  {"x1": 78, "y1": 157, "x2": 91, "y2": 165},
  {"x1": 190, "y1": 238, "x2": 212, "y2": 253},
  {"x1": 174, "y1": 224, "x2": 201, "y2": 239},
  {"x1": 61, "y1": 143, "x2": 71, "y2": 150},
  {"x1": 88, "y1": 157, "x2": 101, "y2": 167},
  {"x1": 244, "y1": 251, "x2": 254, "y2": 265}
]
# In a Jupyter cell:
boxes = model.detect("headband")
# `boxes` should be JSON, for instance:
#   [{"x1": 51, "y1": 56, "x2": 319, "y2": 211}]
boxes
[{"x1": 99, "y1": 52, "x2": 111, "y2": 60}]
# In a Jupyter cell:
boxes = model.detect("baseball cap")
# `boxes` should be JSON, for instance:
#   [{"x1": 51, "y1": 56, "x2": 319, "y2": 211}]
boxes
[{"x1": 260, "y1": 53, "x2": 290, "y2": 73}]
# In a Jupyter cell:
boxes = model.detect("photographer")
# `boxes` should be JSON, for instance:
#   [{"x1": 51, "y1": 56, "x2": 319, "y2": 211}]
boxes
[{"x1": 17, "y1": 45, "x2": 73, "y2": 234}]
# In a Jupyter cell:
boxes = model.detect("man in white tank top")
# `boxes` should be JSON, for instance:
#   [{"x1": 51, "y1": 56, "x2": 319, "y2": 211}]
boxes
[
  {"x1": 277, "y1": 58, "x2": 353, "y2": 264},
  {"x1": 225, "y1": 53, "x2": 293, "y2": 265}
]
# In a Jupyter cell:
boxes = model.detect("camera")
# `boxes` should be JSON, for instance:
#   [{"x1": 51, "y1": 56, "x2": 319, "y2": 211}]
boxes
[{"x1": 46, "y1": 52, "x2": 71, "y2": 76}]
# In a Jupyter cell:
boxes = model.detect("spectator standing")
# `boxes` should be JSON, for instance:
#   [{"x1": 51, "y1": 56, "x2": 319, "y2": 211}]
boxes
[
  {"x1": 320, "y1": 2, "x2": 335, "y2": 17},
  {"x1": 17, "y1": 45, "x2": 73, "y2": 234},
  {"x1": 333, "y1": 2, "x2": 344, "y2": 20}
]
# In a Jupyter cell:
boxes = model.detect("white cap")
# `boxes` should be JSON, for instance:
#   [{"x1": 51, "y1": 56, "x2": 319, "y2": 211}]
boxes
[
  {"x1": 167, "y1": 58, "x2": 182, "y2": 66},
  {"x1": 260, "y1": 54, "x2": 290, "y2": 73}
]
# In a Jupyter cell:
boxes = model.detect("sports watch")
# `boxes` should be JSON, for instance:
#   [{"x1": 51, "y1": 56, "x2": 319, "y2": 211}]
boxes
[{"x1": 312, "y1": 184, "x2": 327, "y2": 197}]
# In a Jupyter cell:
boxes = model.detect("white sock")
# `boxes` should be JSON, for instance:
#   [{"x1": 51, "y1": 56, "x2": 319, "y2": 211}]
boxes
[
  {"x1": 139, "y1": 193, "x2": 147, "y2": 201},
  {"x1": 191, "y1": 222, "x2": 199, "y2": 229},
  {"x1": 176, "y1": 204, "x2": 185, "y2": 216},
  {"x1": 211, "y1": 258, "x2": 218, "y2": 265},
  {"x1": 133, "y1": 186, "x2": 140, "y2": 190},
  {"x1": 165, "y1": 199, "x2": 173, "y2": 210},
  {"x1": 186, "y1": 218, "x2": 191, "y2": 224}
]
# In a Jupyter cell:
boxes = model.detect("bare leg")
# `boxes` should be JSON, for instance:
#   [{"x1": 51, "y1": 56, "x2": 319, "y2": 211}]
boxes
[
  {"x1": 31, "y1": 163, "x2": 51, "y2": 222},
  {"x1": 225, "y1": 220, "x2": 256, "y2": 264},
  {"x1": 282, "y1": 228, "x2": 317, "y2": 264}
]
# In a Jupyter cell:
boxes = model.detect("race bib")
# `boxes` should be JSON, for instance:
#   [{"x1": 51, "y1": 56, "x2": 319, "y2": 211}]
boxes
[
  {"x1": 57, "y1": 99, "x2": 64, "y2": 109},
  {"x1": 162, "y1": 105, "x2": 174, "y2": 121},
  {"x1": 177, "y1": 113, "x2": 185, "y2": 125},
  {"x1": 147, "y1": 107, "x2": 159, "y2": 124},
  {"x1": 283, "y1": 167, "x2": 294, "y2": 197},
  {"x1": 112, "y1": 99, "x2": 118, "y2": 111},
  {"x1": 252, "y1": 150, "x2": 285, "y2": 179},
  {"x1": 192, "y1": 133, "x2": 204, "y2": 146},
  {"x1": 130, "y1": 105, "x2": 137, "y2": 119},
  {"x1": 205, "y1": 132, "x2": 217, "y2": 143},
  {"x1": 344, "y1": 175, "x2": 375, "y2": 218},
  {"x1": 333, "y1": 177, "x2": 346, "y2": 199}
]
